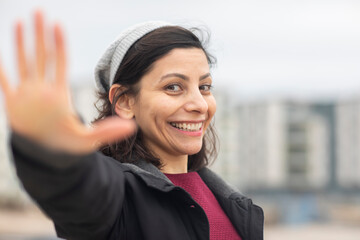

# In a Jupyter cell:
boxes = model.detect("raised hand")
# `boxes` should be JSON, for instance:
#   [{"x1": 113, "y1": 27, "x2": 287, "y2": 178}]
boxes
[{"x1": 0, "y1": 11, "x2": 136, "y2": 154}]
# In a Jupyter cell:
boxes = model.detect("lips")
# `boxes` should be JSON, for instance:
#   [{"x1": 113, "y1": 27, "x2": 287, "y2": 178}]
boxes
[{"x1": 170, "y1": 122, "x2": 203, "y2": 132}]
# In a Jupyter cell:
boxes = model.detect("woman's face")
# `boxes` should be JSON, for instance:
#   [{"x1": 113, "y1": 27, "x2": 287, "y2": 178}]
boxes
[{"x1": 130, "y1": 48, "x2": 216, "y2": 160}]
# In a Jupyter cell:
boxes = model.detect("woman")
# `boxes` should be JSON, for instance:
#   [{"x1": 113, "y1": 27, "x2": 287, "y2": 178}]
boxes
[{"x1": 0, "y1": 11, "x2": 264, "y2": 240}]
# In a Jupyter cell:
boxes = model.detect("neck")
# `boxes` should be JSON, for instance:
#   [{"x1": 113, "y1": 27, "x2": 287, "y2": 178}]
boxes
[
  {"x1": 161, "y1": 156, "x2": 187, "y2": 174},
  {"x1": 161, "y1": 154, "x2": 188, "y2": 174},
  {"x1": 144, "y1": 141, "x2": 188, "y2": 174}
]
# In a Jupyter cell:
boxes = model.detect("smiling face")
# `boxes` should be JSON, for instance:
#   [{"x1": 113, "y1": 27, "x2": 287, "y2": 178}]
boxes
[{"x1": 130, "y1": 48, "x2": 216, "y2": 164}]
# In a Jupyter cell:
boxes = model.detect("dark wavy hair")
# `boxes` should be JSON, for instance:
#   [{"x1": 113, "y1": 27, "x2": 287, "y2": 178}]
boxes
[{"x1": 93, "y1": 26, "x2": 218, "y2": 171}]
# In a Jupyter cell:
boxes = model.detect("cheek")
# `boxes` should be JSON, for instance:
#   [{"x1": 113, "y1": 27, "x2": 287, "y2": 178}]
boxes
[
  {"x1": 204, "y1": 96, "x2": 217, "y2": 131},
  {"x1": 134, "y1": 93, "x2": 179, "y2": 126}
]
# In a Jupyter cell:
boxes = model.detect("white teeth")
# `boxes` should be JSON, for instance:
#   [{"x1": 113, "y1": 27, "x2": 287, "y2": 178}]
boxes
[{"x1": 170, "y1": 122, "x2": 203, "y2": 132}]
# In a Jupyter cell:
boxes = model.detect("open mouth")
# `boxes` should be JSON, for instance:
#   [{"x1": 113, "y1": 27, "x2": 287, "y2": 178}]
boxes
[{"x1": 170, "y1": 122, "x2": 203, "y2": 132}]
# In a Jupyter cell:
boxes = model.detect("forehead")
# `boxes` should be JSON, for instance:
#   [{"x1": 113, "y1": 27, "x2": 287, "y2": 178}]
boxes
[{"x1": 150, "y1": 48, "x2": 210, "y2": 74}]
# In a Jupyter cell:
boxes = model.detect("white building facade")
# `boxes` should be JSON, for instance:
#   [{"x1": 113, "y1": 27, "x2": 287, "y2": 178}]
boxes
[
  {"x1": 336, "y1": 99, "x2": 360, "y2": 188},
  {"x1": 220, "y1": 99, "x2": 333, "y2": 191}
]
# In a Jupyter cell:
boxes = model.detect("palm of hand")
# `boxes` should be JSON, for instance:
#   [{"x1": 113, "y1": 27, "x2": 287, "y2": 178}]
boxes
[{"x1": 0, "y1": 11, "x2": 136, "y2": 154}]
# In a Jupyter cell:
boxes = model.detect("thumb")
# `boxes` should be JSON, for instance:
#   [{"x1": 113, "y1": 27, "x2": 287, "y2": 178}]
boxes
[{"x1": 88, "y1": 117, "x2": 137, "y2": 147}]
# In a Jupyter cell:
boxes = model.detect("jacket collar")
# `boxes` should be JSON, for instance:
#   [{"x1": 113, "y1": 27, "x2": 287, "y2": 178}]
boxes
[{"x1": 122, "y1": 159, "x2": 243, "y2": 200}]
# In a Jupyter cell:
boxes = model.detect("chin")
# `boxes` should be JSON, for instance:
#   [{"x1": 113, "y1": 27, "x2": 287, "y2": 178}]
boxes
[{"x1": 181, "y1": 144, "x2": 203, "y2": 156}]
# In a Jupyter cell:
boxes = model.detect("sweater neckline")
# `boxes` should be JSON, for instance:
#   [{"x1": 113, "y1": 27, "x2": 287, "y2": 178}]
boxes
[{"x1": 164, "y1": 171, "x2": 198, "y2": 176}]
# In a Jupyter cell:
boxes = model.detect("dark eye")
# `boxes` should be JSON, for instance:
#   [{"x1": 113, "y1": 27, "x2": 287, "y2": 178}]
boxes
[
  {"x1": 166, "y1": 84, "x2": 182, "y2": 92},
  {"x1": 199, "y1": 84, "x2": 213, "y2": 92}
]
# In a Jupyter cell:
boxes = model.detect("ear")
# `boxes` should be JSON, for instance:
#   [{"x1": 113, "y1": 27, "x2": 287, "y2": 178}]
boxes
[{"x1": 109, "y1": 84, "x2": 135, "y2": 119}]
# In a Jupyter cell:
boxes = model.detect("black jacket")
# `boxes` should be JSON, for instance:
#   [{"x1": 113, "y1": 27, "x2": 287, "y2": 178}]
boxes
[{"x1": 11, "y1": 133, "x2": 264, "y2": 240}]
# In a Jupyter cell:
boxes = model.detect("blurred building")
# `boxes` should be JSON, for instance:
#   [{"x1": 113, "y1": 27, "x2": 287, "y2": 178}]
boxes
[
  {"x1": 336, "y1": 99, "x2": 360, "y2": 190},
  {"x1": 235, "y1": 100, "x2": 287, "y2": 190},
  {"x1": 211, "y1": 89, "x2": 241, "y2": 185},
  {"x1": 221, "y1": 97, "x2": 360, "y2": 192},
  {"x1": 285, "y1": 102, "x2": 335, "y2": 191},
  {"x1": 213, "y1": 97, "x2": 336, "y2": 192}
]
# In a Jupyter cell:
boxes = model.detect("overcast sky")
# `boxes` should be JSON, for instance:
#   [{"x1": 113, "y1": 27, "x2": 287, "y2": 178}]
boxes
[{"x1": 0, "y1": 0, "x2": 360, "y2": 99}]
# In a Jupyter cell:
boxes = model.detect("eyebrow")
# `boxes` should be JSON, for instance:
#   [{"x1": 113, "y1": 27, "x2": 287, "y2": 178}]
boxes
[{"x1": 160, "y1": 72, "x2": 211, "y2": 82}]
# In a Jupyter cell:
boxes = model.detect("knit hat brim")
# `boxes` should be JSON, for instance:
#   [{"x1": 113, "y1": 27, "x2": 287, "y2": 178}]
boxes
[{"x1": 94, "y1": 21, "x2": 172, "y2": 93}]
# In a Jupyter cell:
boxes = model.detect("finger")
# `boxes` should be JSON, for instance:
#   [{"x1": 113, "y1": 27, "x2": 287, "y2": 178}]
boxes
[
  {"x1": 0, "y1": 58, "x2": 12, "y2": 96},
  {"x1": 15, "y1": 21, "x2": 28, "y2": 83},
  {"x1": 54, "y1": 23, "x2": 66, "y2": 87},
  {"x1": 88, "y1": 118, "x2": 137, "y2": 147},
  {"x1": 35, "y1": 10, "x2": 46, "y2": 81}
]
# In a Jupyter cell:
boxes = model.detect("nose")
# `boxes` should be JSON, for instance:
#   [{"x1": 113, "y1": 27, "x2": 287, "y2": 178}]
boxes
[{"x1": 184, "y1": 87, "x2": 208, "y2": 114}]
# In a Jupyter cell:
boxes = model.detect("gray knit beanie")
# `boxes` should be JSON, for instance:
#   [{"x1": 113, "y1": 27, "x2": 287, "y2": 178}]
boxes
[{"x1": 94, "y1": 21, "x2": 172, "y2": 93}]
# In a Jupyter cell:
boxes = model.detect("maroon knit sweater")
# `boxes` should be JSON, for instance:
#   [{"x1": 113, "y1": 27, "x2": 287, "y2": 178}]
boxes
[{"x1": 165, "y1": 172, "x2": 242, "y2": 240}]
